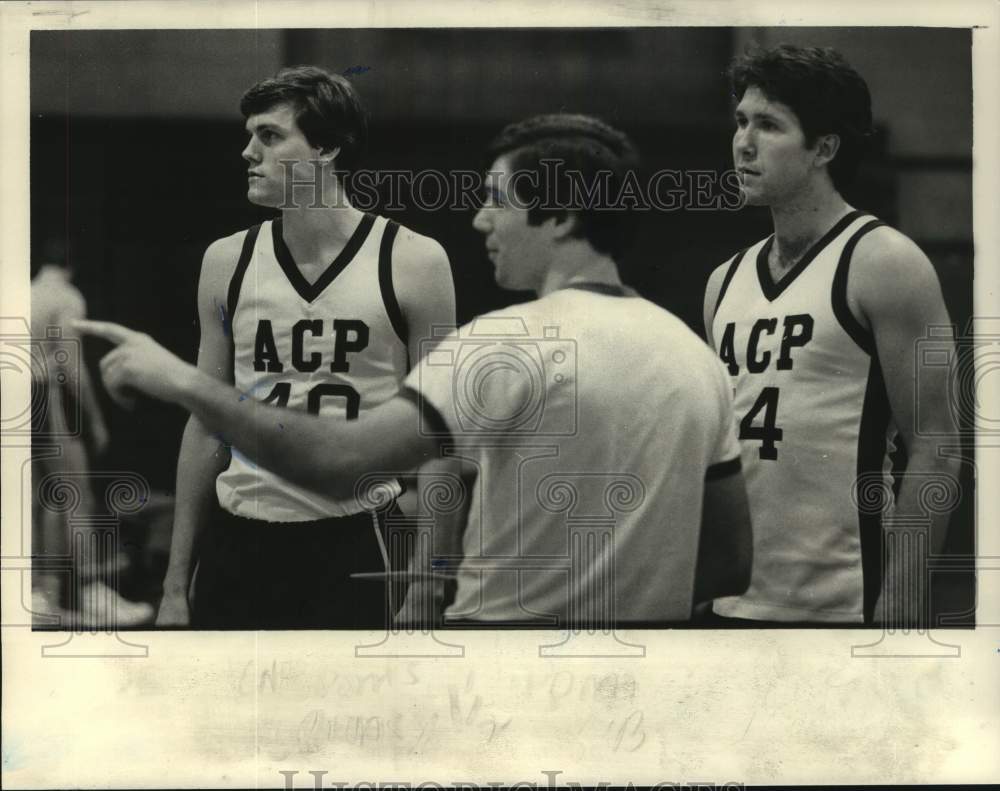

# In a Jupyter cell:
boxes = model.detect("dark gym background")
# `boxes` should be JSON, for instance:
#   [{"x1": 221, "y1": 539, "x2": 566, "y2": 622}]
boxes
[{"x1": 29, "y1": 27, "x2": 974, "y2": 622}]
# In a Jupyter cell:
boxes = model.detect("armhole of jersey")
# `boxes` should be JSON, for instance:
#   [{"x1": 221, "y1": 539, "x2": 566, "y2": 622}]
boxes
[
  {"x1": 831, "y1": 219, "x2": 887, "y2": 356},
  {"x1": 712, "y1": 248, "x2": 747, "y2": 318},
  {"x1": 226, "y1": 223, "x2": 262, "y2": 322},
  {"x1": 857, "y1": 354, "x2": 892, "y2": 623},
  {"x1": 378, "y1": 220, "x2": 409, "y2": 361}
]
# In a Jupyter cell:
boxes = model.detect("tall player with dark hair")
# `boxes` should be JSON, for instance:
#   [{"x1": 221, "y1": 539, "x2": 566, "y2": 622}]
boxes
[
  {"x1": 154, "y1": 66, "x2": 455, "y2": 628},
  {"x1": 79, "y1": 113, "x2": 753, "y2": 626},
  {"x1": 704, "y1": 45, "x2": 959, "y2": 625}
]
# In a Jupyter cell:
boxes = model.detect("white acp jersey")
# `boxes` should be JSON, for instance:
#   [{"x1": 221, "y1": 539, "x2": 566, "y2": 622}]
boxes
[
  {"x1": 216, "y1": 214, "x2": 408, "y2": 522},
  {"x1": 407, "y1": 285, "x2": 741, "y2": 624},
  {"x1": 711, "y1": 210, "x2": 894, "y2": 623}
]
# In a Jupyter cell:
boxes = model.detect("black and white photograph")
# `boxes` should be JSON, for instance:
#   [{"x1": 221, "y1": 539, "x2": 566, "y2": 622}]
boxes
[{"x1": 2, "y1": 1, "x2": 998, "y2": 788}]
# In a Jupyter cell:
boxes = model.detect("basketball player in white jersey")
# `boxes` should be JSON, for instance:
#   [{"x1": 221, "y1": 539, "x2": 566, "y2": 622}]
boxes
[
  {"x1": 704, "y1": 45, "x2": 959, "y2": 625},
  {"x1": 79, "y1": 114, "x2": 753, "y2": 626},
  {"x1": 151, "y1": 66, "x2": 455, "y2": 628}
]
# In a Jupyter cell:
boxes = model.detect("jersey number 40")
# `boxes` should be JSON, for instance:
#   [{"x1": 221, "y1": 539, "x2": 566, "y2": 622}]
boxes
[
  {"x1": 260, "y1": 382, "x2": 361, "y2": 419},
  {"x1": 739, "y1": 386, "x2": 782, "y2": 460}
]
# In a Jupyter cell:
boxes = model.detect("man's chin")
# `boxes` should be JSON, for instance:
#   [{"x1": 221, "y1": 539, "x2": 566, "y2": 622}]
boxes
[
  {"x1": 739, "y1": 188, "x2": 769, "y2": 207},
  {"x1": 246, "y1": 190, "x2": 278, "y2": 208}
]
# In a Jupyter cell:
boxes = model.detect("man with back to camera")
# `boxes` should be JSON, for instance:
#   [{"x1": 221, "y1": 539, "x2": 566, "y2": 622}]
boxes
[
  {"x1": 704, "y1": 44, "x2": 960, "y2": 625},
  {"x1": 152, "y1": 65, "x2": 455, "y2": 628},
  {"x1": 79, "y1": 113, "x2": 753, "y2": 626}
]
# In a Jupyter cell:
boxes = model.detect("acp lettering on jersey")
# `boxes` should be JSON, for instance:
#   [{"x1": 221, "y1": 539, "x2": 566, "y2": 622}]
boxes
[
  {"x1": 718, "y1": 313, "x2": 813, "y2": 375},
  {"x1": 252, "y1": 318, "x2": 370, "y2": 373}
]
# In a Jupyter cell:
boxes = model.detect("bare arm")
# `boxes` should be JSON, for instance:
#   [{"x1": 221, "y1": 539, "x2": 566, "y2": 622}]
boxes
[
  {"x1": 851, "y1": 228, "x2": 961, "y2": 625},
  {"x1": 694, "y1": 468, "x2": 753, "y2": 606},
  {"x1": 394, "y1": 457, "x2": 477, "y2": 626},
  {"x1": 390, "y1": 229, "x2": 459, "y2": 496},
  {"x1": 392, "y1": 229, "x2": 466, "y2": 618},
  {"x1": 158, "y1": 234, "x2": 242, "y2": 622},
  {"x1": 175, "y1": 377, "x2": 438, "y2": 498}
]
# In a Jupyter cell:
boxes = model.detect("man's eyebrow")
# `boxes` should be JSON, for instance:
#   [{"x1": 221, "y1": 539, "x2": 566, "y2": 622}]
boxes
[
  {"x1": 245, "y1": 121, "x2": 283, "y2": 134},
  {"x1": 736, "y1": 109, "x2": 781, "y2": 122}
]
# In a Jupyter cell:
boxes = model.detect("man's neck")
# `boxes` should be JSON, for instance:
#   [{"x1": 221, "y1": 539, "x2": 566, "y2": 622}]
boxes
[
  {"x1": 769, "y1": 182, "x2": 852, "y2": 269},
  {"x1": 537, "y1": 241, "x2": 622, "y2": 298},
  {"x1": 279, "y1": 178, "x2": 364, "y2": 265},
  {"x1": 37, "y1": 264, "x2": 69, "y2": 280}
]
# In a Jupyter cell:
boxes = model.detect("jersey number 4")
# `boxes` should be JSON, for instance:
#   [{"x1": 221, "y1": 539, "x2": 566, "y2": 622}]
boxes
[
  {"x1": 739, "y1": 386, "x2": 783, "y2": 460},
  {"x1": 260, "y1": 382, "x2": 361, "y2": 419}
]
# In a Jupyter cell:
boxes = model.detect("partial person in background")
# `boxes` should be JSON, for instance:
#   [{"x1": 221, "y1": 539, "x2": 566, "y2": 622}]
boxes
[
  {"x1": 704, "y1": 44, "x2": 959, "y2": 625},
  {"x1": 30, "y1": 238, "x2": 154, "y2": 627},
  {"x1": 153, "y1": 66, "x2": 455, "y2": 629},
  {"x1": 78, "y1": 113, "x2": 754, "y2": 627}
]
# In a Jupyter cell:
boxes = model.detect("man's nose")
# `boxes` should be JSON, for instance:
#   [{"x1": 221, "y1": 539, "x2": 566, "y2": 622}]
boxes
[
  {"x1": 734, "y1": 128, "x2": 755, "y2": 159},
  {"x1": 242, "y1": 139, "x2": 259, "y2": 164},
  {"x1": 472, "y1": 207, "x2": 491, "y2": 233}
]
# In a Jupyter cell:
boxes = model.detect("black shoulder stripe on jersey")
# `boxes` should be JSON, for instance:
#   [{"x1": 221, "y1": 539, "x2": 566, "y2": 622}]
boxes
[
  {"x1": 857, "y1": 355, "x2": 892, "y2": 624},
  {"x1": 378, "y1": 220, "x2": 410, "y2": 359},
  {"x1": 226, "y1": 223, "x2": 262, "y2": 325},
  {"x1": 712, "y1": 249, "x2": 747, "y2": 318},
  {"x1": 272, "y1": 213, "x2": 376, "y2": 304},
  {"x1": 705, "y1": 456, "x2": 742, "y2": 481},
  {"x1": 399, "y1": 385, "x2": 452, "y2": 442},
  {"x1": 757, "y1": 209, "x2": 868, "y2": 301},
  {"x1": 832, "y1": 219, "x2": 888, "y2": 356}
]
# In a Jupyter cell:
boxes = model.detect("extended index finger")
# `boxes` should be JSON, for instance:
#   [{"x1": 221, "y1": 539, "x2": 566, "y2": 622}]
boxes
[{"x1": 72, "y1": 319, "x2": 134, "y2": 346}]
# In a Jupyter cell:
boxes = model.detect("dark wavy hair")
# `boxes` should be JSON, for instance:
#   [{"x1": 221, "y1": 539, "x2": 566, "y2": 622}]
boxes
[
  {"x1": 240, "y1": 65, "x2": 368, "y2": 173},
  {"x1": 729, "y1": 44, "x2": 874, "y2": 191},
  {"x1": 487, "y1": 113, "x2": 641, "y2": 261}
]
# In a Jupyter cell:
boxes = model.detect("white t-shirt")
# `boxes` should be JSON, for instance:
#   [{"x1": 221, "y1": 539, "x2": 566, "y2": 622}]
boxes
[{"x1": 405, "y1": 285, "x2": 740, "y2": 625}]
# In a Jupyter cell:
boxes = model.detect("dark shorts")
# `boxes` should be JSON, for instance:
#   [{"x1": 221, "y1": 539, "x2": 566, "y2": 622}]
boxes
[{"x1": 192, "y1": 503, "x2": 404, "y2": 630}]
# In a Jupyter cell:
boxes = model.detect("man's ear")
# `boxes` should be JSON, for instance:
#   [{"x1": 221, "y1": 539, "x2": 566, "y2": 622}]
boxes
[
  {"x1": 318, "y1": 145, "x2": 342, "y2": 166},
  {"x1": 813, "y1": 133, "x2": 841, "y2": 170},
  {"x1": 549, "y1": 210, "x2": 580, "y2": 240}
]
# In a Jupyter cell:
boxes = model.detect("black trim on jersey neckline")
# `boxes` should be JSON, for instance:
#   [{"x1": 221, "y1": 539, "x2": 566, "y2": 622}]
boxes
[
  {"x1": 378, "y1": 220, "x2": 410, "y2": 361},
  {"x1": 271, "y1": 213, "x2": 376, "y2": 304},
  {"x1": 561, "y1": 281, "x2": 630, "y2": 297},
  {"x1": 832, "y1": 219, "x2": 888, "y2": 356},
  {"x1": 705, "y1": 456, "x2": 742, "y2": 481},
  {"x1": 756, "y1": 209, "x2": 868, "y2": 302},
  {"x1": 712, "y1": 248, "x2": 747, "y2": 318},
  {"x1": 226, "y1": 223, "x2": 262, "y2": 330}
]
